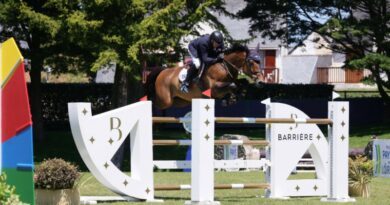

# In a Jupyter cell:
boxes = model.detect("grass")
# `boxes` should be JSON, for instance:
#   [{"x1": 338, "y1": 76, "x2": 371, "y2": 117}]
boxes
[
  {"x1": 34, "y1": 123, "x2": 390, "y2": 204},
  {"x1": 77, "y1": 172, "x2": 390, "y2": 205},
  {"x1": 349, "y1": 124, "x2": 390, "y2": 148},
  {"x1": 157, "y1": 123, "x2": 390, "y2": 149},
  {"x1": 34, "y1": 123, "x2": 390, "y2": 169}
]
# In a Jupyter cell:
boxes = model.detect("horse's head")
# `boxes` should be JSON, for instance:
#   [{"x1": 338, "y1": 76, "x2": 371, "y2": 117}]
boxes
[
  {"x1": 243, "y1": 51, "x2": 262, "y2": 80},
  {"x1": 223, "y1": 44, "x2": 262, "y2": 82}
]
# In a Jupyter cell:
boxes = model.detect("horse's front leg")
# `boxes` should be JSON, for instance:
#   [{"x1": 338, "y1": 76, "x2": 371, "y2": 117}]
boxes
[{"x1": 211, "y1": 82, "x2": 237, "y2": 99}]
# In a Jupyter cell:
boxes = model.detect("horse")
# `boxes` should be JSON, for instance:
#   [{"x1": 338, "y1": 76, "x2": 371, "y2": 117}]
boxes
[{"x1": 145, "y1": 44, "x2": 263, "y2": 109}]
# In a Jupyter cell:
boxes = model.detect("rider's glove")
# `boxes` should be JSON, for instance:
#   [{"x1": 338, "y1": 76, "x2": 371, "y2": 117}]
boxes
[{"x1": 217, "y1": 53, "x2": 224, "y2": 62}]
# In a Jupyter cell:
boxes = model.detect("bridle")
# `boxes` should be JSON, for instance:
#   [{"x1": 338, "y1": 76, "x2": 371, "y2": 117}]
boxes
[{"x1": 222, "y1": 57, "x2": 260, "y2": 79}]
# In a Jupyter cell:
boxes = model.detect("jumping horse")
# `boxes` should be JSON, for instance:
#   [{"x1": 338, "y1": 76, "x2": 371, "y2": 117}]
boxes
[{"x1": 145, "y1": 44, "x2": 263, "y2": 109}]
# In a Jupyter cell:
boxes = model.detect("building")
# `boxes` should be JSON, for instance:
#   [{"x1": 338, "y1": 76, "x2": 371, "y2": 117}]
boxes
[{"x1": 186, "y1": 0, "x2": 374, "y2": 89}]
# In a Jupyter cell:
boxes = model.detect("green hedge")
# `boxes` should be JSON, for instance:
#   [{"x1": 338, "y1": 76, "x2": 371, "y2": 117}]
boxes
[
  {"x1": 237, "y1": 80, "x2": 333, "y2": 100},
  {"x1": 28, "y1": 83, "x2": 113, "y2": 130},
  {"x1": 28, "y1": 82, "x2": 333, "y2": 129}
]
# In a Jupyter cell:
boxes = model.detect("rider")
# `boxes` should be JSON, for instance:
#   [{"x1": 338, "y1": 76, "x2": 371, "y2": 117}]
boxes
[{"x1": 180, "y1": 31, "x2": 225, "y2": 93}]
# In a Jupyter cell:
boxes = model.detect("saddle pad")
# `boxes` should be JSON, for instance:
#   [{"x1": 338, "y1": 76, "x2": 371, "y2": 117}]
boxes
[{"x1": 178, "y1": 68, "x2": 188, "y2": 82}]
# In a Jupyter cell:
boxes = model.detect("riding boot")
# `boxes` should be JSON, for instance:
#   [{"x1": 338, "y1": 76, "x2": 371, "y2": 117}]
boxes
[{"x1": 180, "y1": 65, "x2": 198, "y2": 93}]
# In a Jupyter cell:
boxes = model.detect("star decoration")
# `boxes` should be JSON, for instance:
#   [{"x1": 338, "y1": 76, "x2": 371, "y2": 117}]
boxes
[
  {"x1": 341, "y1": 107, "x2": 346, "y2": 113},
  {"x1": 289, "y1": 126, "x2": 293, "y2": 131},
  {"x1": 204, "y1": 134, "x2": 210, "y2": 141},
  {"x1": 317, "y1": 135, "x2": 321, "y2": 140},
  {"x1": 341, "y1": 121, "x2": 345, "y2": 127},
  {"x1": 82, "y1": 108, "x2": 88, "y2": 115},
  {"x1": 205, "y1": 104, "x2": 210, "y2": 111},
  {"x1": 341, "y1": 135, "x2": 345, "y2": 141},
  {"x1": 313, "y1": 185, "x2": 318, "y2": 191},
  {"x1": 204, "y1": 119, "x2": 210, "y2": 126},
  {"x1": 295, "y1": 185, "x2": 300, "y2": 191},
  {"x1": 90, "y1": 137, "x2": 95, "y2": 144},
  {"x1": 108, "y1": 138, "x2": 114, "y2": 145},
  {"x1": 145, "y1": 188, "x2": 150, "y2": 194},
  {"x1": 104, "y1": 162, "x2": 109, "y2": 169},
  {"x1": 123, "y1": 180, "x2": 128, "y2": 186}
]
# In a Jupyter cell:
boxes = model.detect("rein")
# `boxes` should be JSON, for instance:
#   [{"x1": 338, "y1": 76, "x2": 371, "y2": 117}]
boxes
[
  {"x1": 222, "y1": 59, "x2": 245, "y2": 79},
  {"x1": 222, "y1": 58, "x2": 255, "y2": 79}
]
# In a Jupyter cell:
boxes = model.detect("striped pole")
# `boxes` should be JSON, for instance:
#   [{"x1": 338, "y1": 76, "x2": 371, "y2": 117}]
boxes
[
  {"x1": 155, "y1": 183, "x2": 270, "y2": 191},
  {"x1": 152, "y1": 117, "x2": 332, "y2": 125},
  {"x1": 152, "y1": 139, "x2": 268, "y2": 146}
]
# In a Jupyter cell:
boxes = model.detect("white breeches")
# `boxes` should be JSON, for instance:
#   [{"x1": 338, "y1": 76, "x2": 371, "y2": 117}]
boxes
[{"x1": 188, "y1": 50, "x2": 201, "y2": 69}]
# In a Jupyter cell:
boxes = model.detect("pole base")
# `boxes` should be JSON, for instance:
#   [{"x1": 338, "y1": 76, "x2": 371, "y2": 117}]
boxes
[
  {"x1": 184, "y1": 200, "x2": 221, "y2": 205},
  {"x1": 320, "y1": 197, "x2": 356, "y2": 203},
  {"x1": 80, "y1": 196, "x2": 164, "y2": 204}
]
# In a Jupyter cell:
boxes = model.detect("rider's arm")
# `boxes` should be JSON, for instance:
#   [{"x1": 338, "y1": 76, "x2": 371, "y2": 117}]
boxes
[{"x1": 199, "y1": 44, "x2": 218, "y2": 65}]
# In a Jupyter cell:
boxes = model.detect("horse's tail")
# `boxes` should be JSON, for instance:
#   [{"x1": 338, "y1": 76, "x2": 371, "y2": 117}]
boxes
[{"x1": 144, "y1": 67, "x2": 165, "y2": 100}]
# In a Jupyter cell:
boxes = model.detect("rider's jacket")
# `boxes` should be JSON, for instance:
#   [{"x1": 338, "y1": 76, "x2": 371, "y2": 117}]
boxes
[{"x1": 188, "y1": 34, "x2": 224, "y2": 66}]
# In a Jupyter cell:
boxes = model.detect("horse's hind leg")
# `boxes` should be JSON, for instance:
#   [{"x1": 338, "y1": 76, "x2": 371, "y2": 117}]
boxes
[{"x1": 154, "y1": 88, "x2": 173, "y2": 110}]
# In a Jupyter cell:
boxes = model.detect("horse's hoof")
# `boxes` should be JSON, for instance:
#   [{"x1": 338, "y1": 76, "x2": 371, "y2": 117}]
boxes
[
  {"x1": 221, "y1": 100, "x2": 228, "y2": 107},
  {"x1": 255, "y1": 82, "x2": 264, "y2": 89},
  {"x1": 228, "y1": 83, "x2": 237, "y2": 90}
]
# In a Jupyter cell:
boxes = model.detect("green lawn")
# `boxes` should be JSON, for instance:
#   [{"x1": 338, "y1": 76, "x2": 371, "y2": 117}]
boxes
[
  {"x1": 349, "y1": 124, "x2": 390, "y2": 148},
  {"x1": 34, "y1": 123, "x2": 390, "y2": 169},
  {"x1": 34, "y1": 123, "x2": 390, "y2": 204},
  {"x1": 77, "y1": 172, "x2": 390, "y2": 205}
]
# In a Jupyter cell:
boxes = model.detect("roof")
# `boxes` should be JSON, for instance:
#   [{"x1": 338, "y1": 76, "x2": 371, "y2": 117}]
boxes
[
  {"x1": 212, "y1": 0, "x2": 282, "y2": 49},
  {"x1": 181, "y1": 0, "x2": 282, "y2": 49}
]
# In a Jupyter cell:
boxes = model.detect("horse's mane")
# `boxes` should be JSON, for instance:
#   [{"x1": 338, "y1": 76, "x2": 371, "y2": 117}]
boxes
[{"x1": 224, "y1": 44, "x2": 250, "y2": 56}]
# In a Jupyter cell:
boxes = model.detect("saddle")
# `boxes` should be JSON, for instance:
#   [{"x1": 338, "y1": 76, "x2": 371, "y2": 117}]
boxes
[
  {"x1": 179, "y1": 61, "x2": 205, "y2": 83},
  {"x1": 179, "y1": 61, "x2": 207, "y2": 91}
]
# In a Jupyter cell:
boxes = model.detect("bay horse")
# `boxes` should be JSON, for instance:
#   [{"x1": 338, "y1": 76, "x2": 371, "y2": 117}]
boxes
[{"x1": 145, "y1": 44, "x2": 262, "y2": 109}]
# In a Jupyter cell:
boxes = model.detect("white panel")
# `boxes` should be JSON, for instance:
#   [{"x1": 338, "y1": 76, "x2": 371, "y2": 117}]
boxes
[
  {"x1": 281, "y1": 179, "x2": 327, "y2": 196},
  {"x1": 266, "y1": 102, "x2": 328, "y2": 198},
  {"x1": 68, "y1": 101, "x2": 154, "y2": 201},
  {"x1": 153, "y1": 160, "x2": 191, "y2": 169}
]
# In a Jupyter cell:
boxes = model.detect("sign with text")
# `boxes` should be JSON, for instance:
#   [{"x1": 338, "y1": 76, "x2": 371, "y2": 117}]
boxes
[{"x1": 373, "y1": 140, "x2": 390, "y2": 177}]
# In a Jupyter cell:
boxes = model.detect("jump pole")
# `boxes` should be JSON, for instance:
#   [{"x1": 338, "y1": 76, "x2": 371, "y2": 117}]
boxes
[
  {"x1": 186, "y1": 99, "x2": 354, "y2": 203},
  {"x1": 152, "y1": 139, "x2": 268, "y2": 146}
]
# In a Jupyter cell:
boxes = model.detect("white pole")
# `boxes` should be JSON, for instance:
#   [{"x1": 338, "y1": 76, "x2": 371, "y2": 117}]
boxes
[
  {"x1": 186, "y1": 99, "x2": 219, "y2": 205},
  {"x1": 321, "y1": 102, "x2": 355, "y2": 202}
]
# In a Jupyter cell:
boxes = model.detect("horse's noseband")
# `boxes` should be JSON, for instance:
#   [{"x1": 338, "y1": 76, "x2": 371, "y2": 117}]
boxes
[{"x1": 245, "y1": 59, "x2": 261, "y2": 75}]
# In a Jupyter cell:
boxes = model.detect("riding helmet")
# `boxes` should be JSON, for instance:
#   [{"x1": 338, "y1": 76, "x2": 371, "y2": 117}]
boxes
[{"x1": 210, "y1": 31, "x2": 224, "y2": 44}]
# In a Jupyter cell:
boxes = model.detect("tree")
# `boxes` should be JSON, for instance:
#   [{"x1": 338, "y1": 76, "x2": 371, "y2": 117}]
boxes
[
  {"x1": 0, "y1": 0, "x2": 92, "y2": 141},
  {"x1": 238, "y1": 0, "x2": 390, "y2": 104},
  {"x1": 0, "y1": 0, "x2": 226, "y2": 141},
  {"x1": 70, "y1": 0, "x2": 226, "y2": 108},
  {"x1": 67, "y1": 0, "x2": 227, "y2": 168}
]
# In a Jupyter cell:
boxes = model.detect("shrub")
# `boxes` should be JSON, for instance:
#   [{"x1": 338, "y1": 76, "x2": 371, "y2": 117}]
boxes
[
  {"x1": 349, "y1": 155, "x2": 373, "y2": 197},
  {"x1": 34, "y1": 158, "x2": 80, "y2": 190},
  {"x1": 0, "y1": 173, "x2": 26, "y2": 205}
]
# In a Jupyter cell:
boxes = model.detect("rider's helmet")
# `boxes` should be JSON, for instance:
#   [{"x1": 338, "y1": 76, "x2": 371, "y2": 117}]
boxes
[{"x1": 210, "y1": 31, "x2": 224, "y2": 45}]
